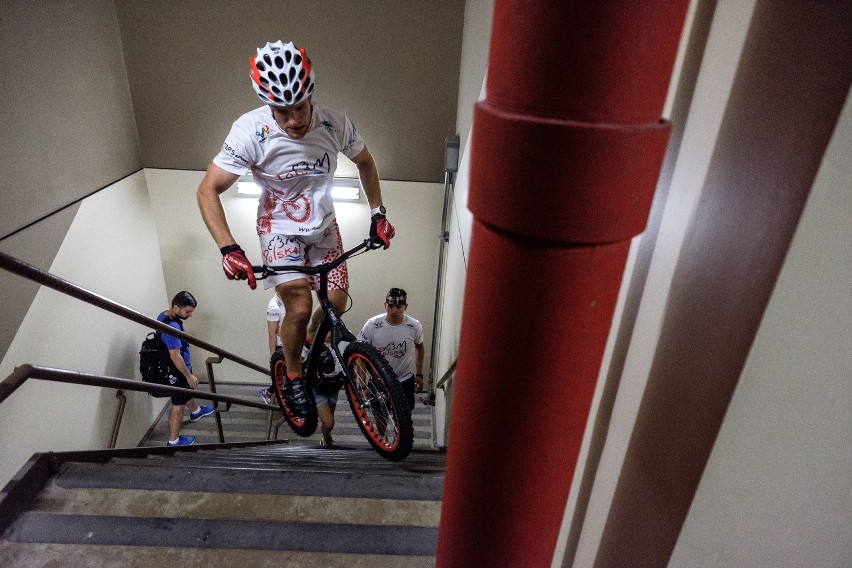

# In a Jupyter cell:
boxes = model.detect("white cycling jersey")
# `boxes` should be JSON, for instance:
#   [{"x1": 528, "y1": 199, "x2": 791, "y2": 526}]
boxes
[{"x1": 213, "y1": 103, "x2": 365, "y2": 238}]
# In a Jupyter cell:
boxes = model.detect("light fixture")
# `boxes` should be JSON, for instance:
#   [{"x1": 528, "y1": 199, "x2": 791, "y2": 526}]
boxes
[
  {"x1": 331, "y1": 177, "x2": 361, "y2": 201},
  {"x1": 235, "y1": 175, "x2": 360, "y2": 201},
  {"x1": 237, "y1": 176, "x2": 261, "y2": 196}
]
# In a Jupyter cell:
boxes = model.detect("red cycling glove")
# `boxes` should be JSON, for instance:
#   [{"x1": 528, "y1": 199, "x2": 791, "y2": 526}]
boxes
[
  {"x1": 220, "y1": 244, "x2": 257, "y2": 290},
  {"x1": 370, "y1": 213, "x2": 395, "y2": 249}
]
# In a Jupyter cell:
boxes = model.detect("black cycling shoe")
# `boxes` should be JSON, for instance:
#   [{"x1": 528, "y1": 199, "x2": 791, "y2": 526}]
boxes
[{"x1": 286, "y1": 375, "x2": 311, "y2": 418}]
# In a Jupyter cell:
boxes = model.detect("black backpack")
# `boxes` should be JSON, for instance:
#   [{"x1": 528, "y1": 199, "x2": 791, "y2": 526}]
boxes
[
  {"x1": 315, "y1": 345, "x2": 344, "y2": 396},
  {"x1": 139, "y1": 319, "x2": 182, "y2": 397}
]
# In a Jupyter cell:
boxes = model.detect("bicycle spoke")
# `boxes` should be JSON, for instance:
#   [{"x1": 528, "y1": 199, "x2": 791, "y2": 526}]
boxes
[{"x1": 349, "y1": 355, "x2": 399, "y2": 444}]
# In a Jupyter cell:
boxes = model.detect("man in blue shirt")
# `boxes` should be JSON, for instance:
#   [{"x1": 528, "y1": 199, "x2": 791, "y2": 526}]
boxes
[{"x1": 157, "y1": 291, "x2": 214, "y2": 446}]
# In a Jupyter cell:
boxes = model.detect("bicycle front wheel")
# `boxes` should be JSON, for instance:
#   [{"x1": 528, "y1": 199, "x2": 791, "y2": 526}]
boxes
[
  {"x1": 343, "y1": 341, "x2": 413, "y2": 461},
  {"x1": 271, "y1": 349, "x2": 318, "y2": 437}
]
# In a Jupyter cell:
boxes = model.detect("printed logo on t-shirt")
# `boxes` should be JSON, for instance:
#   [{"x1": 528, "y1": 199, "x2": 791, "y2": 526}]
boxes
[
  {"x1": 263, "y1": 235, "x2": 303, "y2": 265},
  {"x1": 222, "y1": 142, "x2": 249, "y2": 165},
  {"x1": 256, "y1": 125, "x2": 271, "y2": 143},
  {"x1": 378, "y1": 341, "x2": 407, "y2": 360},
  {"x1": 278, "y1": 152, "x2": 331, "y2": 180}
]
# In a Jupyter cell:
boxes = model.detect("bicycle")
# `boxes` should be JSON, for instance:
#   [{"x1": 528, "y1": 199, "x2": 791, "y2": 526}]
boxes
[{"x1": 253, "y1": 238, "x2": 414, "y2": 462}]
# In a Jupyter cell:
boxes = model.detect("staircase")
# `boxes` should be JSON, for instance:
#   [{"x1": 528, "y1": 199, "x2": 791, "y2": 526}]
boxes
[
  {"x1": 0, "y1": 385, "x2": 445, "y2": 566},
  {"x1": 140, "y1": 383, "x2": 436, "y2": 451}
]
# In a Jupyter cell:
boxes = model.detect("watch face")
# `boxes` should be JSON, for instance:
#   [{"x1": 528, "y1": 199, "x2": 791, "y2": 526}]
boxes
[{"x1": 379, "y1": 205, "x2": 386, "y2": 215}]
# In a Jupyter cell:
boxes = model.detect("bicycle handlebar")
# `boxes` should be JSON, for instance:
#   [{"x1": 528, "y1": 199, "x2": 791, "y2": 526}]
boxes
[{"x1": 252, "y1": 237, "x2": 380, "y2": 279}]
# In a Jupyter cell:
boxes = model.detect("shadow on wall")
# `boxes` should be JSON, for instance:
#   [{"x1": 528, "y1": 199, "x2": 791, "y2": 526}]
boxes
[{"x1": 93, "y1": 330, "x2": 158, "y2": 448}]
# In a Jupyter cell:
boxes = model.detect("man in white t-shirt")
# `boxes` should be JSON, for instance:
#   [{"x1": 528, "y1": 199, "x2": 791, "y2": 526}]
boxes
[
  {"x1": 358, "y1": 288, "x2": 424, "y2": 411},
  {"x1": 197, "y1": 40, "x2": 395, "y2": 418}
]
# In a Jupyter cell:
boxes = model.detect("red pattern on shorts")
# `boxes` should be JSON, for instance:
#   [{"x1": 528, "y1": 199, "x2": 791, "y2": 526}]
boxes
[{"x1": 309, "y1": 220, "x2": 348, "y2": 290}]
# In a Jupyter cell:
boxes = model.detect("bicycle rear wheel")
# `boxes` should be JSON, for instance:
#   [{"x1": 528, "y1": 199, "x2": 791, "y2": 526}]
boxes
[
  {"x1": 271, "y1": 349, "x2": 318, "y2": 437},
  {"x1": 343, "y1": 341, "x2": 413, "y2": 461}
]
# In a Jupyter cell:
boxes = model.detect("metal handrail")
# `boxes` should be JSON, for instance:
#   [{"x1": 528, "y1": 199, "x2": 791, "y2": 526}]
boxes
[
  {"x1": 435, "y1": 357, "x2": 457, "y2": 391},
  {"x1": 0, "y1": 364, "x2": 275, "y2": 412},
  {"x1": 0, "y1": 249, "x2": 281, "y2": 448},
  {"x1": 0, "y1": 251, "x2": 268, "y2": 375}
]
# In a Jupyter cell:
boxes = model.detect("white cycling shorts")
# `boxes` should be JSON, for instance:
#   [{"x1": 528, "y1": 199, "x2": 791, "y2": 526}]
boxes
[{"x1": 258, "y1": 220, "x2": 348, "y2": 291}]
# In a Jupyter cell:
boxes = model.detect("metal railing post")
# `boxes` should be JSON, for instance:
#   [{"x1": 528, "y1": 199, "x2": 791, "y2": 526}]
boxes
[
  {"x1": 108, "y1": 390, "x2": 126, "y2": 449},
  {"x1": 205, "y1": 356, "x2": 226, "y2": 443}
]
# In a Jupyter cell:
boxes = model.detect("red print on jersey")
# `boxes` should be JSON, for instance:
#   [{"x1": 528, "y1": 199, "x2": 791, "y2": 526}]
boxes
[
  {"x1": 259, "y1": 192, "x2": 276, "y2": 234},
  {"x1": 258, "y1": 192, "x2": 311, "y2": 234},
  {"x1": 283, "y1": 194, "x2": 311, "y2": 223}
]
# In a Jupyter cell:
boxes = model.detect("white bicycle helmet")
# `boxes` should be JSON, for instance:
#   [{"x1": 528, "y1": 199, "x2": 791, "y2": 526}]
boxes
[{"x1": 249, "y1": 40, "x2": 315, "y2": 107}]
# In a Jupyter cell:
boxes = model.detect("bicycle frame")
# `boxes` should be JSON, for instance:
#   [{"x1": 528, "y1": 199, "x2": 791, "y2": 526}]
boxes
[
  {"x1": 254, "y1": 238, "x2": 374, "y2": 387},
  {"x1": 254, "y1": 237, "x2": 414, "y2": 460}
]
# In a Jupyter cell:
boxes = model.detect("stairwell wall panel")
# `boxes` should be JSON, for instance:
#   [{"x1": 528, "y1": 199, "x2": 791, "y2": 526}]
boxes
[
  {"x1": 0, "y1": 0, "x2": 142, "y2": 239},
  {"x1": 0, "y1": 207, "x2": 79, "y2": 364},
  {"x1": 0, "y1": 172, "x2": 168, "y2": 488}
]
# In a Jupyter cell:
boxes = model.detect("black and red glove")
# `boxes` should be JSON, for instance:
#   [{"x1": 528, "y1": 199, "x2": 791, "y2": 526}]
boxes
[
  {"x1": 369, "y1": 212, "x2": 395, "y2": 249},
  {"x1": 220, "y1": 244, "x2": 257, "y2": 290}
]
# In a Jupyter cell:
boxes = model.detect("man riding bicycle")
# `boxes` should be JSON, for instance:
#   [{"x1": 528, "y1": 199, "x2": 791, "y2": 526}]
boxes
[{"x1": 197, "y1": 40, "x2": 395, "y2": 417}]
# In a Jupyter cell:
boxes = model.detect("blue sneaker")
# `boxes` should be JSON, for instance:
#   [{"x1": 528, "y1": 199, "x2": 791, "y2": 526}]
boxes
[
  {"x1": 259, "y1": 388, "x2": 274, "y2": 406},
  {"x1": 167, "y1": 435, "x2": 195, "y2": 446},
  {"x1": 189, "y1": 405, "x2": 215, "y2": 422}
]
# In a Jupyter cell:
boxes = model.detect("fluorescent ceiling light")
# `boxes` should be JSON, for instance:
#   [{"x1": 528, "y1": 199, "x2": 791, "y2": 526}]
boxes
[
  {"x1": 237, "y1": 178, "x2": 261, "y2": 195},
  {"x1": 331, "y1": 183, "x2": 360, "y2": 201},
  {"x1": 235, "y1": 176, "x2": 360, "y2": 201}
]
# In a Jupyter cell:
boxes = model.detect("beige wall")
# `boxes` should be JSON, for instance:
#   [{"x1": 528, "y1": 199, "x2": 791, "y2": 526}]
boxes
[
  {"x1": 144, "y1": 169, "x2": 443, "y2": 383},
  {"x1": 570, "y1": 0, "x2": 759, "y2": 562},
  {"x1": 432, "y1": 0, "x2": 494, "y2": 446},
  {"x1": 114, "y1": 1, "x2": 464, "y2": 183},
  {"x1": 568, "y1": 1, "x2": 852, "y2": 566},
  {"x1": 0, "y1": 172, "x2": 169, "y2": 487},
  {"x1": 670, "y1": 86, "x2": 852, "y2": 568},
  {"x1": 0, "y1": 0, "x2": 142, "y2": 361},
  {"x1": 0, "y1": 0, "x2": 141, "y2": 238}
]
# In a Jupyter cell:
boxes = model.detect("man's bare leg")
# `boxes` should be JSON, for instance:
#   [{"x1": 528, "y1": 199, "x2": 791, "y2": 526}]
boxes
[
  {"x1": 318, "y1": 402, "x2": 337, "y2": 446},
  {"x1": 276, "y1": 279, "x2": 313, "y2": 416},
  {"x1": 168, "y1": 404, "x2": 184, "y2": 441},
  {"x1": 277, "y1": 280, "x2": 312, "y2": 373}
]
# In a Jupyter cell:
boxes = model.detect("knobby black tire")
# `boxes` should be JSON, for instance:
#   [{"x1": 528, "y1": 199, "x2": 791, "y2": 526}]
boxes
[
  {"x1": 343, "y1": 341, "x2": 414, "y2": 461},
  {"x1": 271, "y1": 349, "x2": 318, "y2": 437}
]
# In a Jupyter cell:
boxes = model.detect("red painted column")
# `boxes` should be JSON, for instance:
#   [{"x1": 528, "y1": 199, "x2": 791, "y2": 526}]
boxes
[{"x1": 436, "y1": 2, "x2": 689, "y2": 566}]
